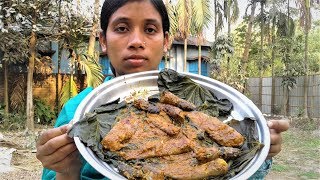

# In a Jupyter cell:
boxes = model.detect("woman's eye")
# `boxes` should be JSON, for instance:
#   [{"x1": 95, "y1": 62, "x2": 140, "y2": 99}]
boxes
[
  {"x1": 145, "y1": 27, "x2": 156, "y2": 34},
  {"x1": 115, "y1": 26, "x2": 128, "y2": 32}
]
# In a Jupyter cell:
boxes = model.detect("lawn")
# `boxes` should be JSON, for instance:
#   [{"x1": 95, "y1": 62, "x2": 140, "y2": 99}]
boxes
[{"x1": 266, "y1": 125, "x2": 320, "y2": 180}]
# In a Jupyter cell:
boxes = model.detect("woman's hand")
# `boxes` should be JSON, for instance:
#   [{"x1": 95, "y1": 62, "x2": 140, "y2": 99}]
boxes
[
  {"x1": 36, "y1": 125, "x2": 82, "y2": 180},
  {"x1": 267, "y1": 119, "x2": 290, "y2": 159}
]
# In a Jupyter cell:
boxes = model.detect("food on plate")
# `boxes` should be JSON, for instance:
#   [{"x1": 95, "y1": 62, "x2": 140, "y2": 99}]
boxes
[
  {"x1": 68, "y1": 69, "x2": 263, "y2": 180},
  {"x1": 99, "y1": 92, "x2": 243, "y2": 179}
]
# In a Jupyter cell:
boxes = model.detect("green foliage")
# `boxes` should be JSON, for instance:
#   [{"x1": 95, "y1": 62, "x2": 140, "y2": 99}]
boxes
[
  {"x1": 0, "y1": 111, "x2": 26, "y2": 131},
  {"x1": 34, "y1": 98, "x2": 56, "y2": 125},
  {"x1": 209, "y1": 35, "x2": 234, "y2": 64},
  {"x1": 60, "y1": 78, "x2": 78, "y2": 108},
  {"x1": 78, "y1": 54, "x2": 104, "y2": 88}
]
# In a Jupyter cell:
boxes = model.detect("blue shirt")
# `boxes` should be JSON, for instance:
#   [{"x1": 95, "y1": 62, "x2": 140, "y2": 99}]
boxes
[{"x1": 41, "y1": 76, "x2": 272, "y2": 180}]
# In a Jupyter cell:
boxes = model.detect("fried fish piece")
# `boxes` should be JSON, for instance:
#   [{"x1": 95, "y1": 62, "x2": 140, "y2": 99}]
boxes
[
  {"x1": 186, "y1": 111, "x2": 244, "y2": 147},
  {"x1": 160, "y1": 91, "x2": 196, "y2": 111},
  {"x1": 101, "y1": 113, "x2": 140, "y2": 151},
  {"x1": 133, "y1": 99, "x2": 185, "y2": 124}
]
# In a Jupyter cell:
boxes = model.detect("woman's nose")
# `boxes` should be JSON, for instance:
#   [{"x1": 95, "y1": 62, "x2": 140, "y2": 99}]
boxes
[{"x1": 128, "y1": 30, "x2": 145, "y2": 49}]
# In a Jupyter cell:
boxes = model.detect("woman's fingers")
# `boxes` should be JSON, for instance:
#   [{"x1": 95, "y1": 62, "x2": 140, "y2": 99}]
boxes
[
  {"x1": 39, "y1": 142, "x2": 78, "y2": 167},
  {"x1": 267, "y1": 120, "x2": 290, "y2": 133},
  {"x1": 37, "y1": 133, "x2": 74, "y2": 156},
  {"x1": 47, "y1": 149, "x2": 82, "y2": 174},
  {"x1": 37, "y1": 125, "x2": 71, "y2": 146}
]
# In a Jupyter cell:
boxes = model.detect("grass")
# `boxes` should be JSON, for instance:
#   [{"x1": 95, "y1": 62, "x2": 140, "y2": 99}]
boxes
[
  {"x1": 271, "y1": 164, "x2": 289, "y2": 172},
  {"x1": 298, "y1": 171, "x2": 320, "y2": 179},
  {"x1": 266, "y1": 123, "x2": 320, "y2": 179}
]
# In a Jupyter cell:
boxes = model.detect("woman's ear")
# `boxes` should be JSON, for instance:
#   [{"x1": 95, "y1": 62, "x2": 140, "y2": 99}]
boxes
[
  {"x1": 163, "y1": 32, "x2": 169, "y2": 53},
  {"x1": 99, "y1": 32, "x2": 107, "y2": 53}
]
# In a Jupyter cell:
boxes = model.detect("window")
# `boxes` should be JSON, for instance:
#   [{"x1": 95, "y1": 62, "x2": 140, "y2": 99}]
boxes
[{"x1": 188, "y1": 60, "x2": 208, "y2": 76}]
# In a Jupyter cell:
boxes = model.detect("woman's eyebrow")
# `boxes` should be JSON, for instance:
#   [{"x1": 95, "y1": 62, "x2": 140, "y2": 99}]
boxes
[
  {"x1": 145, "y1": 19, "x2": 161, "y2": 26},
  {"x1": 110, "y1": 17, "x2": 130, "y2": 25}
]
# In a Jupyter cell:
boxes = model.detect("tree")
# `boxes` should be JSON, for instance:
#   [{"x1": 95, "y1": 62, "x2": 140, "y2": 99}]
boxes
[
  {"x1": 165, "y1": 0, "x2": 179, "y2": 68},
  {"x1": 176, "y1": 0, "x2": 192, "y2": 72},
  {"x1": 0, "y1": 1, "x2": 33, "y2": 122},
  {"x1": 298, "y1": 0, "x2": 312, "y2": 118},
  {"x1": 192, "y1": 0, "x2": 212, "y2": 74},
  {"x1": 87, "y1": 0, "x2": 99, "y2": 59},
  {"x1": 223, "y1": 0, "x2": 239, "y2": 77},
  {"x1": 240, "y1": 0, "x2": 257, "y2": 83},
  {"x1": 57, "y1": 2, "x2": 104, "y2": 107},
  {"x1": 213, "y1": 0, "x2": 224, "y2": 40}
]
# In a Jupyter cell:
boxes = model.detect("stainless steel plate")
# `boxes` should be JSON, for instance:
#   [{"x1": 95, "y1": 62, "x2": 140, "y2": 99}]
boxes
[{"x1": 73, "y1": 70, "x2": 270, "y2": 180}]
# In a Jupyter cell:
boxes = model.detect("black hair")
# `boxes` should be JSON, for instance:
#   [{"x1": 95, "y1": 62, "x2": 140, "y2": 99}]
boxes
[{"x1": 100, "y1": 0, "x2": 170, "y2": 36}]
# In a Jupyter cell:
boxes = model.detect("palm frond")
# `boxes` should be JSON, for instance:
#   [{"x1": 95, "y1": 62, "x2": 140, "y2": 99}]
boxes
[
  {"x1": 59, "y1": 78, "x2": 78, "y2": 108},
  {"x1": 192, "y1": 0, "x2": 212, "y2": 32},
  {"x1": 165, "y1": 1, "x2": 179, "y2": 49},
  {"x1": 10, "y1": 75, "x2": 25, "y2": 112},
  {"x1": 78, "y1": 54, "x2": 104, "y2": 88},
  {"x1": 230, "y1": 0, "x2": 240, "y2": 23},
  {"x1": 177, "y1": 0, "x2": 192, "y2": 38}
]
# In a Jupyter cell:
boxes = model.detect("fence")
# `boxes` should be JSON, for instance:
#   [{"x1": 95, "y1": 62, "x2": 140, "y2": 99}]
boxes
[{"x1": 247, "y1": 75, "x2": 320, "y2": 118}]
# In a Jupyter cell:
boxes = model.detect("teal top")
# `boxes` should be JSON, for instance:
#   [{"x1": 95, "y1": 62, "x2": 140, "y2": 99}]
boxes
[{"x1": 41, "y1": 76, "x2": 272, "y2": 180}]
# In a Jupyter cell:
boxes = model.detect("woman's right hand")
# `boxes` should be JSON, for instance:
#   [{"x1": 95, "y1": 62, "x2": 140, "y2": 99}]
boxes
[{"x1": 36, "y1": 124, "x2": 82, "y2": 179}]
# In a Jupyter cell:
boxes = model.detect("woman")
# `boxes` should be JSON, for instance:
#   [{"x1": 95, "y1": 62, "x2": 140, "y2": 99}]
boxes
[{"x1": 36, "y1": 0, "x2": 289, "y2": 179}]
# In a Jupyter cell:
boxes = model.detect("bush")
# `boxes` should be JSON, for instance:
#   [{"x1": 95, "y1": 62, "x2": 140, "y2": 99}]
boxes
[
  {"x1": 34, "y1": 98, "x2": 56, "y2": 125},
  {"x1": 0, "y1": 112, "x2": 26, "y2": 131},
  {"x1": 290, "y1": 117, "x2": 320, "y2": 131}
]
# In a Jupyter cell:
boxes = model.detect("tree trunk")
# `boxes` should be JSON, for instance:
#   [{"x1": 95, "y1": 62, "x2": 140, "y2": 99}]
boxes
[
  {"x1": 259, "y1": 1, "x2": 264, "y2": 110},
  {"x1": 271, "y1": 18, "x2": 276, "y2": 115},
  {"x1": 303, "y1": 29, "x2": 309, "y2": 118},
  {"x1": 198, "y1": 44, "x2": 202, "y2": 75},
  {"x1": 241, "y1": 1, "x2": 256, "y2": 75},
  {"x1": 26, "y1": 30, "x2": 37, "y2": 132},
  {"x1": 184, "y1": 38, "x2": 188, "y2": 72},
  {"x1": 2, "y1": 53, "x2": 9, "y2": 115},
  {"x1": 56, "y1": 0, "x2": 62, "y2": 111},
  {"x1": 259, "y1": 73, "x2": 263, "y2": 110}
]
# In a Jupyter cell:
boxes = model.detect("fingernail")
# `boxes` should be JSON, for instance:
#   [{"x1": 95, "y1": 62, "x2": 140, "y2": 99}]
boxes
[
  {"x1": 267, "y1": 121, "x2": 273, "y2": 127},
  {"x1": 67, "y1": 124, "x2": 72, "y2": 130}
]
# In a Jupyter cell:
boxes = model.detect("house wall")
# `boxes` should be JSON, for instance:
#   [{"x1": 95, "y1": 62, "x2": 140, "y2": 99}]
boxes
[{"x1": 167, "y1": 45, "x2": 210, "y2": 75}]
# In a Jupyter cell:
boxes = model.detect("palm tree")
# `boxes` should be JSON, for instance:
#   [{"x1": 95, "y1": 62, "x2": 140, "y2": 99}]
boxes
[
  {"x1": 165, "y1": 0, "x2": 179, "y2": 68},
  {"x1": 240, "y1": 0, "x2": 257, "y2": 91},
  {"x1": 214, "y1": 0, "x2": 224, "y2": 40},
  {"x1": 192, "y1": 0, "x2": 212, "y2": 75},
  {"x1": 177, "y1": 0, "x2": 192, "y2": 72},
  {"x1": 223, "y1": 0, "x2": 239, "y2": 77},
  {"x1": 57, "y1": 1, "x2": 104, "y2": 107},
  {"x1": 298, "y1": 0, "x2": 312, "y2": 118},
  {"x1": 224, "y1": 0, "x2": 239, "y2": 35},
  {"x1": 87, "y1": 0, "x2": 100, "y2": 58}
]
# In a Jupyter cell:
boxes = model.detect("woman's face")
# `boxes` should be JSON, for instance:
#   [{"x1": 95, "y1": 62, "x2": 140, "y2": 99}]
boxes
[{"x1": 100, "y1": 0, "x2": 168, "y2": 76}]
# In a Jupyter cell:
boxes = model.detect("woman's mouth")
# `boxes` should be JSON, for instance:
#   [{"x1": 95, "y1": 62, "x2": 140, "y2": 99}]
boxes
[{"x1": 125, "y1": 55, "x2": 147, "y2": 67}]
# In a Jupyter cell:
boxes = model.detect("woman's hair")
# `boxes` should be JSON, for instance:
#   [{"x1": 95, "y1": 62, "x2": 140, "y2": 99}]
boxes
[{"x1": 100, "y1": 0, "x2": 170, "y2": 36}]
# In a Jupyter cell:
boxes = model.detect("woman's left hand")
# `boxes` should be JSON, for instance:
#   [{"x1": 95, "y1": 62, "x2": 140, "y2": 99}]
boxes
[{"x1": 267, "y1": 119, "x2": 290, "y2": 158}]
